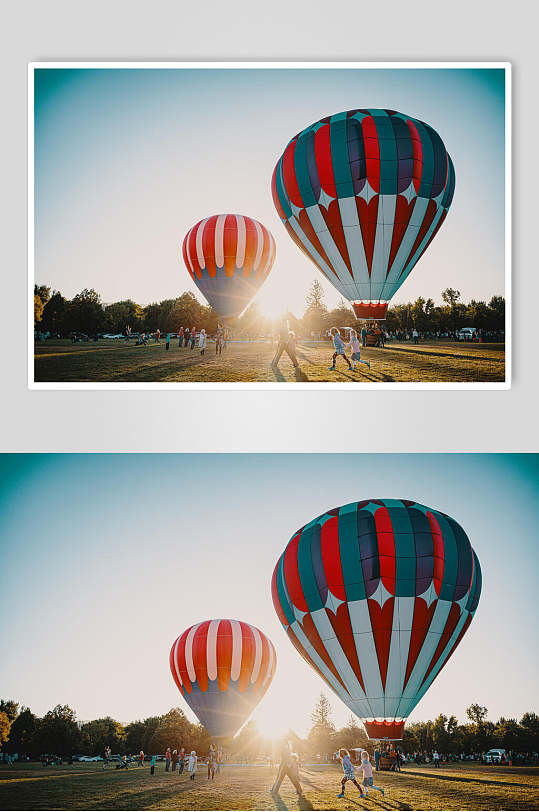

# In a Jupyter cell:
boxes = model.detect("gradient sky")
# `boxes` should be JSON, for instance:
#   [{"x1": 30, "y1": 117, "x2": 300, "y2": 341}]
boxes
[
  {"x1": 34, "y1": 67, "x2": 506, "y2": 318},
  {"x1": 1, "y1": 454, "x2": 535, "y2": 739}
]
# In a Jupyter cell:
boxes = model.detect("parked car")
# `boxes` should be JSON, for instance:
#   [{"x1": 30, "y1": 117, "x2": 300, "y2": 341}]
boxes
[{"x1": 485, "y1": 749, "x2": 507, "y2": 764}]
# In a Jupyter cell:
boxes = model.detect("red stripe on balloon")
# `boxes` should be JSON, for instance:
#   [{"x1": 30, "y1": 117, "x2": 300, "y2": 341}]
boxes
[
  {"x1": 407, "y1": 119, "x2": 423, "y2": 194},
  {"x1": 283, "y1": 531, "x2": 309, "y2": 612},
  {"x1": 216, "y1": 619, "x2": 233, "y2": 692},
  {"x1": 300, "y1": 613, "x2": 349, "y2": 693},
  {"x1": 374, "y1": 506, "x2": 396, "y2": 593},
  {"x1": 287, "y1": 626, "x2": 340, "y2": 696},
  {"x1": 223, "y1": 214, "x2": 237, "y2": 277},
  {"x1": 238, "y1": 622, "x2": 256, "y2": 693},
  {"x1": 320, "y1": 515, "x2": 346, "y2": 600},
  {"x1": 427, "y1": 511, "x2": 445, "y2": 597},
  {"x1": 314, "y1": 124, "x2": 337, "y2": 198},
  {"x1": 419, "y1": 603, "x2": 461, "y2": 688},
  {"x1": 412, "y1": 210, "x2": 447, "y2": 269},
  {"x1": 368, "y1": 597, "x2": 394, "y2": 690},
  {"x1": 398, "y1": 200, "x2": 437, "y2": 279},
  {"x1": 387, "y1": 197, "x2": 417, "y2": 273},
  {"x1": 253, "y1": 633, "x2": 270, "y2": 694},
  {"x1": 327, "y1": 602, "x2": 366, "y2": 692},
  {"x1": 361, "y1": 116, "x2": 380, "y2": 194},
  {"x1": 201, "y1": 215, "x2": 218, "y2": 278},
  {"x1": 320, "y1": 200, "x2": 353, "y2": 277},
  {"x1": 403, "y1": 597, "x2": 438, "y2": 690},
  {"x1": 297, "y1": 211, "x2": 339, "y2": 278},
  {"x1": 243, "y1": 216, "x2": 258, "y2": 278},
  {"x1": 282, "y1": 139, "x2": 304, "y2": 208},
  {"x1": 356, "y1": 196, "x2": 378, "y2": 275},
  {"x1": 191, "y1": 620, "x2": 210, "y2": 692}
]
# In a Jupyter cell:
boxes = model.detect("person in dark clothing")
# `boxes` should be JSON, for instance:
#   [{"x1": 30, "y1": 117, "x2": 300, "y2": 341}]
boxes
[
  {"x1": 271, "y1": 739, "x2": 304, "y2": 796},
  {"x1": 271, "y1": 319, "x2": 299, "y2": 368}
]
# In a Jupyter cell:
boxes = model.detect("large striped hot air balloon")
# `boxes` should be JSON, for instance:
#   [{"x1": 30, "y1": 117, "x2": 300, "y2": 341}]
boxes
[
  {"x1": 271, "y1": 499, "x2": 481, "y2": 740},
  {"x1": 181, "y1": 214, "x2": 276, "y2": 320},
  {"x1": 272, "y1": 109, "x2": 455, "y2": 320},
  {"x1": 170, "y1": 619, "x2": 276, "y2": 740}
]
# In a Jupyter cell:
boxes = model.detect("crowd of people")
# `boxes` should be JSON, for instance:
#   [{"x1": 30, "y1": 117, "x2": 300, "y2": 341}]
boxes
[{"x1": 99, "y1": 744, "x2": 223, "y2": 780}]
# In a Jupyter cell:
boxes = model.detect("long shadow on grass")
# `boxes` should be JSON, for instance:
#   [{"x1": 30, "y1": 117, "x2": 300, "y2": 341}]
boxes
[
  {"x1": 401, "y1": 768, "x2": 531, "y2": 789},
  {"x1": 380, "y1": 346, "x2": 503, "y2": 363}
]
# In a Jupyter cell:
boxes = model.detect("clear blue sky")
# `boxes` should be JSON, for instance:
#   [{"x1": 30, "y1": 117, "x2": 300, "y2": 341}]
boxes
[
  {"x1": 34, "y1": 67, "x2": 506, "y2": 318},
  {"x1": 1, "y1": 454, "x2": 535, "y2": 738}
]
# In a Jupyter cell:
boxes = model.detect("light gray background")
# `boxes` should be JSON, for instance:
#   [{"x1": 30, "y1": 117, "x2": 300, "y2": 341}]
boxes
[{"x1": 3, "y1": 0, "x2": 536, "y2": 452}]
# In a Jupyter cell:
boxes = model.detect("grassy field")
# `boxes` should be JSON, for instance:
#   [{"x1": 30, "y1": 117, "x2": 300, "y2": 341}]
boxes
[
  {"x1": 33, "y1": 339, "x2": 506, "y2": 384},
  {"x1": 1, "y1": 762, "x2": 537, "y2": 810}
]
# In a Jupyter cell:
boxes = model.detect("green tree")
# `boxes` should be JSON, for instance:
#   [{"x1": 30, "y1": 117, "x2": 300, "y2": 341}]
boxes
[
  {"x1": 34, "y1": 285, "x2": 51, "y2": 306},
  {"x1": 105, "y1": 300, "x2": 143, "y2": 334},
  {"x1": 68, "y1": 289, "x2": 107, "y2": 335},
  {"x1": 79, "y1": 717, "x2": 126, "y2": 756},
  {"x1": 0, "y1": 712, "x2": 11, "y2": 747},
  {"x1": 36, "y1": 704, "x2": 80, "y2": 756},
  {"x1": 0, "y1": 700, "x2": 19, "y2": 722},
  {"x1": 34, "y1": 294, "x2": 44, "y2": 326},
  {"x1": 307, "y1": 693, "x2": 336, "y2": 757},
  {"x1": 335, "y1": 715, "x2": 369, "y2": 751},
  {"x1": 41, "y1": 291, "x2": 69, "y2": 334},
  {"x1": 6, "y1": 708, "x2": 40, "y2": 757},
  {"x1": 303, "y1": 279, "x2": 328, "y2": 334},
  {"x1": 442, "y1": 288, "x2": 461, "y2": 307},
  {"x1": 147, "y1": 708, "x2": 194, "y2": 754}
]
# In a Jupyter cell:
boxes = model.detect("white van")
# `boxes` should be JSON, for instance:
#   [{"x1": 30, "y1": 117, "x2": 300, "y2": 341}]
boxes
[
  {"x1": 485, "y1": 749, "x2": 506, "y2": 764},
  {"x1": 457, "y1": 327, "x2": 477, "y2": 341}
]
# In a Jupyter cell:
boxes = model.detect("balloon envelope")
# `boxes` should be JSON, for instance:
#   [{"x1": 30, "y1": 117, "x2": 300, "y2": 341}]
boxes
[
  {"x1": 272, "y1": 109, "x2": 455, "y2": 319},
  {"x1": 271, "y1": 499, "x2": 481, "y2": 740},
  {"x1": 182, "y1": 214, "x2": 276, "y2": 319},
  {"x1": 170, "y1": 619, "x2": 276, "y2": 739}
]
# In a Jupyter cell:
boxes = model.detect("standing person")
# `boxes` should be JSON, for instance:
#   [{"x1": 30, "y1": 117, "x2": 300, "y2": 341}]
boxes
[
  {"x1": 178, "y1": 747, "x2": 185, "y2": 774},
  {"x1": 215, "y1": 324, "x2": 224, "y2": 355},
  {"x1": 359, "y1": 750, "x2": 385, "y2": 797},
  {"x1": 412, "y1": 328, "x2": 419, "y2": 344},
  {"x1": 329, "y1": 328, "x2": 353, "y2": 371},
  {"x1": 188, "y1": 327, "x2": 195, "y2": 349},
  {"x1": 103, "y1": 745, "x2": 111, "y2": 769},
  {"x1": 155, "y1": 328, "x2": 161, "y2": 343},
  {"x1": 347, "y1": 328, "x2": 371, "y2": 371},
  {"x1": 432, "y1": 750, "x2": 440, "y2": 768},
  {"x1": 336, "y1": 748, "x2": 365, "y2": 799},
  {"x1": 178, "y1": 327, "x2": 184, "y2": 347},
  {"x1": 165, "y1": 333, "x2": 170, "y2": 351},
  {"x1": 150, "y1": 755, "x2": 156, "y2": 775},
  {"x1": 188, "y1": 751, "x2": 197, "y2": 781},
  {"x1": 271, "y1": 319, "x2": 299, "y2": 369},
  {"x1": 165, "y1": 747, "x2": 172, "y2": 772},
  {"x1": 389, "y1": 745, "x2": 398, "y2": 771},
  {"x1": 271, "y1": 738, "x2": 304, "y2": 797},
  {"x1": 172, "y1": 749, "x2": 178, "y2": 771},
  {"x1": 138, "y1": 750, "x2": 144, "y2": 768},
  {"x1": 361, "y1": 325, "x2": 367, "y2": 347},
  {"x1": 207, "y1": 745, "x2": 217, "y2": 780},
  {"x1": 374, "y1": 746, "x2": 381, "y2": 772},
  {"x1": 198, "y1": 329, "x2": 207, "y2": 356},
  {"x1": 216, "y1": 747, "x2": 222, "y2": 774}
]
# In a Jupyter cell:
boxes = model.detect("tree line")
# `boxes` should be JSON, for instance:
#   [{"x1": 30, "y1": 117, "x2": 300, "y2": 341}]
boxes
[
  {"x1": 34, "y1": 281, "x2": 505, "y2": 339},
  {"x1": 2, "y1": 695, "x2": 537, "y2": 762}
]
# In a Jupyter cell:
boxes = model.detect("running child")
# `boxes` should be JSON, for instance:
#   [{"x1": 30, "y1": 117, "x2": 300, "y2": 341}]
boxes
[
  {"x1": 359, "y1": 750, "x2": 384, "y2": 797},
  {"x1": 347, "y1": 328, "x2": 371, "y2": 370},
  {"x1": 188, "y1": 750, "x2": 197, "y2": 780},
  {"x1": 336, "y1": 748, "x2": 365, "y2": 799},
  {"x1": 329, "y1": 328, "x2": 353, "y2": 371},
  {"x1": 198, "y1": 329, "x2": 207, "y2": 356}
]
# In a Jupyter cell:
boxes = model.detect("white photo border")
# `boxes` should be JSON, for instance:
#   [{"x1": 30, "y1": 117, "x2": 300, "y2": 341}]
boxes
[{"x1": 28, "y1": 61, "x2": 512, "y2": 391}]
